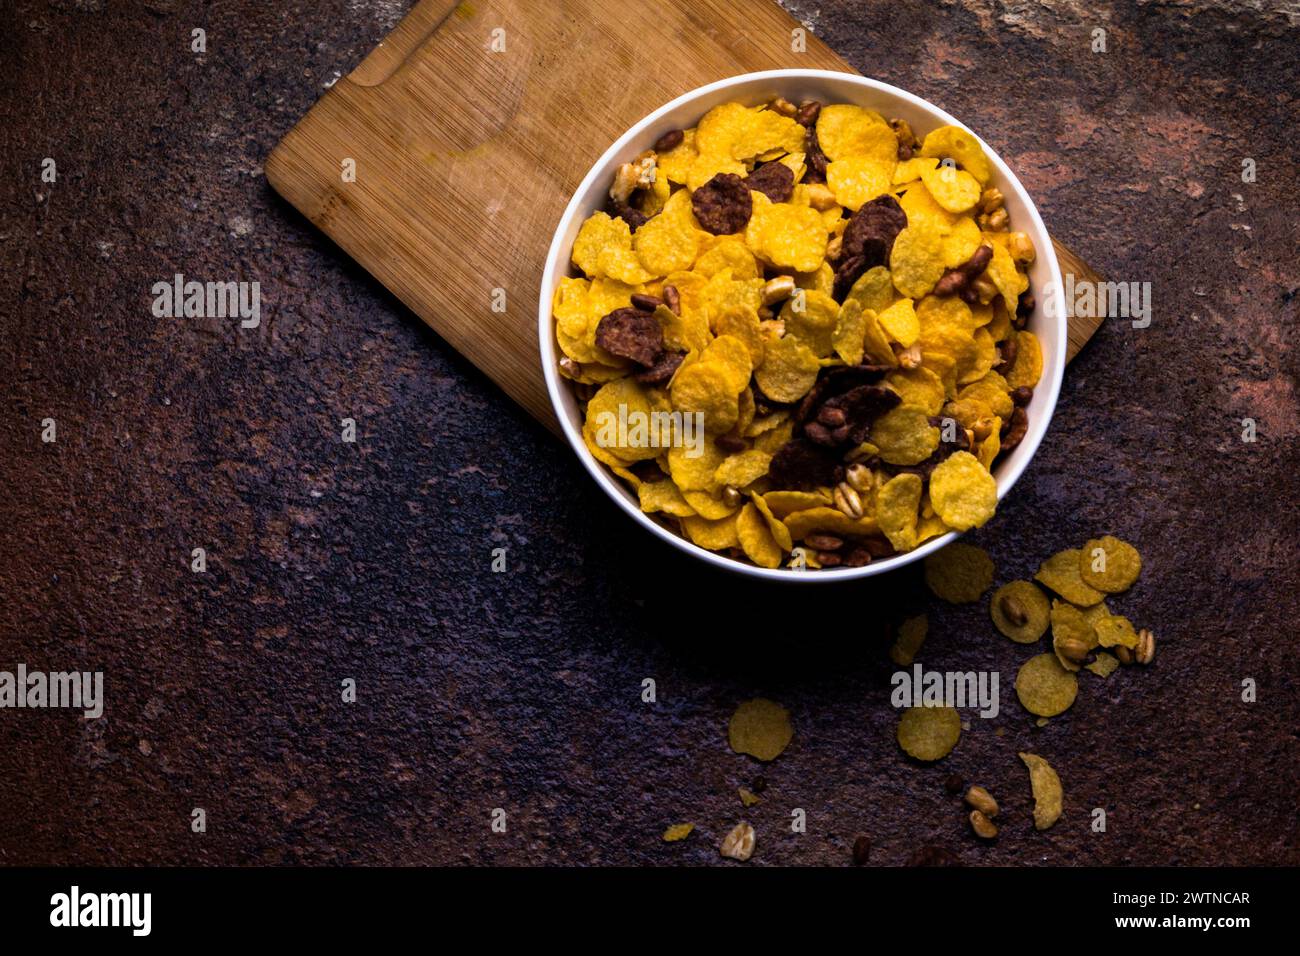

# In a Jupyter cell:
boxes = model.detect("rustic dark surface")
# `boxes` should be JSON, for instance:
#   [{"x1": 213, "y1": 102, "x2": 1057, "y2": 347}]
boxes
[{"x1": 1, "y1": 0, "x2": 1297, "y2": 867}]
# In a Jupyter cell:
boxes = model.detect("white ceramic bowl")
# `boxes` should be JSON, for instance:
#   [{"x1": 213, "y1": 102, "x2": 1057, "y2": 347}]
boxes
[{"x1": 539, "y1": 69, "x2": 1066, "y2": 582}]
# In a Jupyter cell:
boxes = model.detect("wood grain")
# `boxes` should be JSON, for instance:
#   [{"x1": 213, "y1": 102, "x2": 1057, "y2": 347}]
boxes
[{"x1": 266, "y1": 0, "x2": 1103, "y2": 435}]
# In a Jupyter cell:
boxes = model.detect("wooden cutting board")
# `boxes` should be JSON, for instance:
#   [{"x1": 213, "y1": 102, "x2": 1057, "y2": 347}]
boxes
[{"x1": 266, "y1": 0, "x2": 1103, "y2": 434}]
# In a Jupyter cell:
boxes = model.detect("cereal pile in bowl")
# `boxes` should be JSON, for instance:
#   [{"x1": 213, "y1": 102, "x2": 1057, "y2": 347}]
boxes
[{"x1": 551, "y1": 97, "x2": 1042, "y2": 571}]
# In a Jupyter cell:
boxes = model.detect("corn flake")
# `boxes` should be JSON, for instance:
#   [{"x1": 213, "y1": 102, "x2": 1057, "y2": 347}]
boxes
[
  {"x1": 929, "y1": 451, "x2": 998, "y2": 531},
  {"x1": 919, "y1": 126, "x2": 993, "y2": 185},
  {"x1": 889, "y1": 614, "x2": 929, "y2": 666},
  {"x1": 1034, "y1": 549, "x2": 1105, "y2": 606},
  {"x1": 924, "y1": 542, "x2": 994, "y2": 603},
  {"x1": 754, "y1": 334, "x2": 820, "y2": 403},
  {"x1": 737, "y1": 502, "x2": 783, "y2": 569},
  {"x1": 876, "y1": 473, "x2": 923, "y2": 552},
  {"x1": 1095, "y1": 613, "x2": 1139, "y2": 649},
  {"x1": 870, "y1": 404, "x2": 940, "y2": 465},
  {"x1": 897, "y1": 706, "x2": 961, "y2": 762},
  {"x1": 728, "y1": 697, "x2": 794, "y2": 761},
  {"x1": 1019, "y1": 752, "x2": 1063, "y2": 830},
  {"x1": 1015, "y1": 653, "x2": 1079, "y2": 717},
  {"x1": 1079, "y1": 535, "x2": 1142, "y2": 593},
  {"x1": 745, "y1": 193, "x2": 827, "y2": 272},
  {"x1": 991, "y1": 580, "x2": 1051, "y2": 643},
  {"x1": 663, "y1": 823, "x2": 695, "y2": 842}
]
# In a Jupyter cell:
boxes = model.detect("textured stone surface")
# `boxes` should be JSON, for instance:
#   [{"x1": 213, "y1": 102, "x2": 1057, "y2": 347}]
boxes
[{"x1": 1, "y1": 0, "x2": 1297, "y2": 866}]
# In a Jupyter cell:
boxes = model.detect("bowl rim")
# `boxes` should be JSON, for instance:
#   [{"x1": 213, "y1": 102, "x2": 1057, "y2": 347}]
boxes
[{"x1": 538, "y1": 68, "x2": 1066, "y2": 583}]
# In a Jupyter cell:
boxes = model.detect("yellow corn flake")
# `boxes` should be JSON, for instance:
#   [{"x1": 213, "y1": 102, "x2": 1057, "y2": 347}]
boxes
[
  {"x1": 919, "y1": 125, "x2": 993, "y2": 185},
  {"x1": 738, "y1": 787, "x2": 762, "y2": 807},
  {"x1": 1051, "y1": 600, "x2": 1098, "y2": 672},
  {"x1": 686, "y1": 152, "x2": 748, "y2": 192},
  {"x1": 658, "y1": 303, "x2": 712, "y2": 355},
  {"x1": 728, "y1": 697, "x2": 794, "y2": 761},
  {"x1": 924, "y1": 542, "x2": 994, "y2": 603},
  {"x1": 956, "y1": 327, "x2": 998, "y2": 385},
  {"x1": 752, "y1": 418, "x2": 794, "y2": 454},
  {"x1": 896, "y1": 706, "x2": 961, "y2": 762},
  {"x1": 582, "y1": 423, "x2": 632, "y2": 469},
  {"x1": 1005, "y1": 330, "x2": 1043, "y2": 389},
  {"x1": 846, "y1": 265, "x2": 896, "y2": 313},
  {"x1": 658, "y1": 128, "x2": 698, "y2": 184},
  {"x1": 876, "y1": 297, "x2": 920, "y2": 347},
  {"x1": 984, "y1": 239, "x2": 1029, "y2": 312},
  {"x1": 870, "y1": 404, "x2": 940, "y2": 465},
  {"x1": 917, "y1": 293, "x2": 977, "y2": 332},
  {"x1": 637, "y1": 173, "x2": 671, "y2": 215},
  {"x1": 889, "y1": 614, "x2": 929, "y2": 666},
  {"x1": 782, "y1": 289, "x2": 840, "y2": 357},
  {"x1": 893, "y1": 155, "x2": 940, "y2": 186},
  {"x1": 751, "y1": 492, "x2": 794, "y2": 551},
  {"x1": 683, "y1": 489, "x2": 739, "y2": 520},
  {"x1": 920, "y1": 162, "x2": 982, "y2": 214},
  {"x1": 885, "y1": 365, "x2": 945, "y2": 415},
  {"x1": 662, "y1": 270, "x2": 709, "y2": 314},
  {"x1": 699, "y1": 334, "x2": 754, "y2": 394},
  {"x1": 737, "y1": 502, "x2": 784, "y2": 569},
  {"x1": 876, "y1": 472, "x2": 923, "y2": 552},
  {"x1": 928, "y1": 451, "x2": 998, "y2": 531},
  {"x1": 1095, "y1": 613, "x2": 1140, "y2": 649},
  {"x1": 1019, "y1": 752, "x2": 1063, "y2": 830},
  {"x1": 754, "y1": 333, "x2": 820, "y2": 403},
  {"x1": 977, "y1": 419, "x2": 1001, "y2": 469},
  {"x1": 682, "y1": 512, "x2": 740, "y2": 550},
  {"x1": 782, "y1": 507, "x2": 878, "y2": 540},
  {"x1": 663, "y1": 823, "x2": 695, "y2": 842},
  {"x1": 796, "y1": 260, "x2": 835, "y2": 297},
  {"x1": 957, "y1": 372, "x2": 1014, "y2": 420},
  {"x1": 668, "y1": 440, "x2": 727, "y2": 494},
  {"x1": 832, "y1": 298, "x2": 867, "y2": 365},
  {"x1": 916, "y1": 513, "x2": 950, "y2": 545},
  {"x1": 990, "y1": 580, "x2": 1051, "y2": 643},
  {"x1": 1034, "y1": 549, "x2": 1105, "y2": 606},
  {"x1": 826, "y1": 156, "x2": 895, "y2": 211},
  {"x1": 586, "y1": 377, "x2": 666, "y2": 462},
  {"x1": 920, "y1": 331, "x2": 980, "y2": 393},
  {"x1": 890, "y1": 224, "x2": 947, "y2": 299},
  {"x1": 987, "y1": 298, "x2": 1014, "y2": 342},
  {"x1": 638, "y1": 479, "x2": 697, "y2": 518},
  {"x1": 671, "y1": 361, "x2": 739, "y2": 434},
  {"x1": 779, "y1": 151, "x2": 808, "y2": 181},
  {"x1": 815, "y1": 104, "x2": 894, "y2": 162},
  {"x1": 860, "y1": 308, "x2": 898, "y2": 366},
  {"x1": 745, "y1": 193, "x2": 827, "y2": 272},
  {"x1": 1079, "y1": 600, "x2": 1112, "y2": 630},
  {"x1": 695, "y1": 236, "x2": 760, "y2": 280},
  {"x1": 634, "y1": 190, "x2": 702, "y2": 276},
  {"x1": 715, "y1": 450, "x2": 772, "y2": 489},
  {"x1": 941, "y1": 216, "x2": 983, "y2": 269},
  {"x1": 745, "y1": 408, "x2": 789, "y2": 437},
  {"x1": 762, "y1": 489, "x2": 831, "y2": 518},
  {"x1": 572, "y1": 211, "x2": 628, "y2": 278},
  {"x1": 1079, "y1": 535, "x2": 1142, "y2": 593},
  {"x1": 711, "y1": 303, "x2": 765, "y2": 367},
  {"x1": 1085, "y1": 652, "x2": 1120, "y2": 678},
  {"x1": 896, "y1": 192, "x2": 958, "y2": 254},
  {"x1": 702, "y1": 270, "x2": 765, "y2": 322},
  {"x1": 1015, "y1": 653, "x2": 1079, "y2": 717}
]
